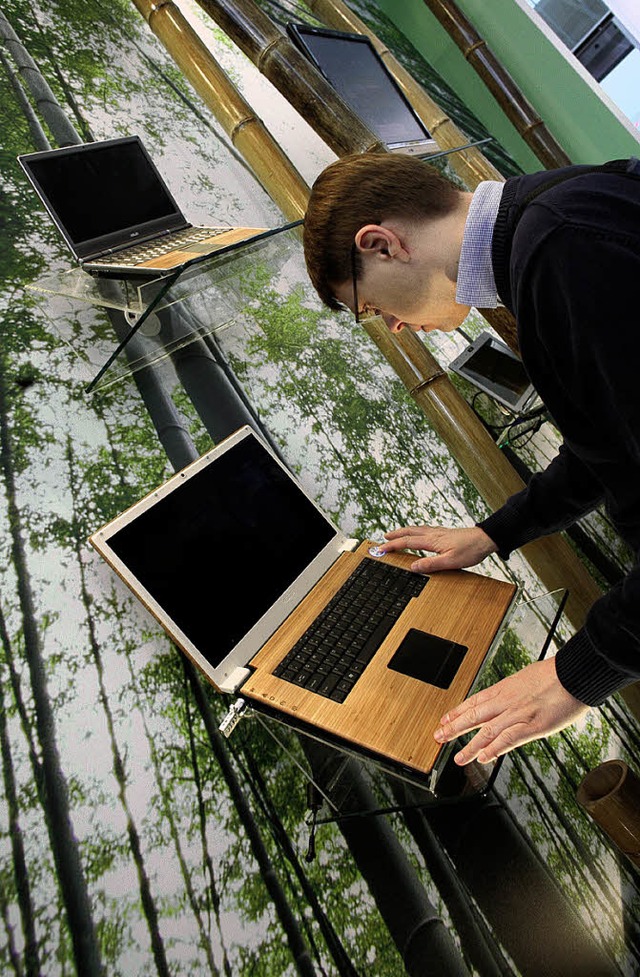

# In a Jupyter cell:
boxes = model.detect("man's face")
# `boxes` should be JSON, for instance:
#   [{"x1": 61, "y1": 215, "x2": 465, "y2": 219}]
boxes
[
  {"x1": 333, "y1": 255, "x2": 471, "y2": 335},
  {"x1": 331, "y1": 217, "x2": 472, "y2": 334}
]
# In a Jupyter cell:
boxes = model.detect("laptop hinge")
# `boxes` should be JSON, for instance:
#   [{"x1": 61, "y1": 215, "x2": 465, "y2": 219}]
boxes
[
  {"x1": 218, "y1": 666, "x2": 251, "y2": 694},
  {"x1": 83, "y1": 223, "x2": 191, "y2": 261},
  {"x1": 339, "y1": 537, "x2": 359, "y2": 553}
]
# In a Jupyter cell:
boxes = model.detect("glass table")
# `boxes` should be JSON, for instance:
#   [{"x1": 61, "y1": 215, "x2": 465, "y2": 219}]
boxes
[{"x1": 26, "y1": 221, "x2": 303, "y2": 396}]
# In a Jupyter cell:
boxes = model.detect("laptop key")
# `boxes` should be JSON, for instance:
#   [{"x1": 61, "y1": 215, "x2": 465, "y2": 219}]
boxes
[
  {"x1": 304, "y1": 673, "x2": 323, "y2": 692},
  {"x1": 318, "y1": 675, "x2": 340, "y2": 697}
]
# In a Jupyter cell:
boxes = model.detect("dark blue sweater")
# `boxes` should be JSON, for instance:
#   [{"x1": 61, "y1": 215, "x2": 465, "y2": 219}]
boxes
[{"x1": 479, "y1": 162, "x2": 640, "y2": 706}]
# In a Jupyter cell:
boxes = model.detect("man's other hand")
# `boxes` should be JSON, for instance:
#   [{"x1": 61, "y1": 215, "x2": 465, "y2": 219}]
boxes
[
  {"x1": 382, "y1": 524, "x2": 497, "y2": 573},
  {"x1": 434, "y1": 658, "x2": 590, "y2": 764}
]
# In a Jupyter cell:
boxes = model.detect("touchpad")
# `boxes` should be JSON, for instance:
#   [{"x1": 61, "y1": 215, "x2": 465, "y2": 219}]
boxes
[{"x1": 387, "y1": 629, "x2": 467, "y2": 689}]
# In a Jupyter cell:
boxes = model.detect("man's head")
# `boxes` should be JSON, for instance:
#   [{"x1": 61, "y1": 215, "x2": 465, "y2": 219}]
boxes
[{"x1": 303, "y1": 152, "x2": 472, "y2": 334}]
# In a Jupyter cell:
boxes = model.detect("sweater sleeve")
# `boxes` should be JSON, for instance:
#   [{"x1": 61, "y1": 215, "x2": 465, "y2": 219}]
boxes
[
  {"x1": 554, "y1": 576, "x2": 640, "y2": 705},
  {"x1": 477, "y1": 442, "x2": 604, "y2": 559}
]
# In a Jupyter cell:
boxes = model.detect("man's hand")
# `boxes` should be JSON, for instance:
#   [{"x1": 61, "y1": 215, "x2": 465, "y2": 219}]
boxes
[
  {"x1": 434, "y1": 657, "x2": 590, "y2": 764},
  {"x1": 382, "y1": 524, "x2": 498, "y2": 573}
]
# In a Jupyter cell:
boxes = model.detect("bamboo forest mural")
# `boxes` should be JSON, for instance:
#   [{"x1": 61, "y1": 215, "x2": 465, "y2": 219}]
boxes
[{"x1": 1, "y1": 0, "x2": 639, "y2": 974}]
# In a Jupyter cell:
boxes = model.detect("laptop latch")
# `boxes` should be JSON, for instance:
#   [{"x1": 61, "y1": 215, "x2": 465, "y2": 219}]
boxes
[{"x1": 219, "y1": 697, "x2": 248, "y2": 738}]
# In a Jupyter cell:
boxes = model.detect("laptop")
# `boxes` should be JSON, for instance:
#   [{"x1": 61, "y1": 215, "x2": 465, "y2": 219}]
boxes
[
  {"x1": 18, "y1": 136, "x2": 267, "y2": 278},
  {"x1": 89, "y1": 426, "x2": 517, "y2": 788},
  {"x1": 287, "y1": 23, "x2": 438, "y2": 157},
  {"x1": 449, "y1": 332, "x2": 539, "y2": 414}
]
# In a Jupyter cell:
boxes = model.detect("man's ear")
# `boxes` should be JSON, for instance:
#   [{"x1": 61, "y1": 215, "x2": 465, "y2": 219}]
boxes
[{"x1": 354, "y1": 224, "x2": 409, "y2": 261}]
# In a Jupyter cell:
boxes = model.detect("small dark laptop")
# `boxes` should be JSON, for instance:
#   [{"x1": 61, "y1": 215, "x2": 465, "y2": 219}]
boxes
[
  {"x1": 449, "y1": 332, "x2": 538, "y2": 413},
  {"x1": 287, "y1": 23, "x2": 437, "y2": 157},
  {"x1": 18, "y1": 136, "x2": 266, "y2": 278},
  {"x1": 90, "y1": 426, "x2": 516, "y2": 787}
]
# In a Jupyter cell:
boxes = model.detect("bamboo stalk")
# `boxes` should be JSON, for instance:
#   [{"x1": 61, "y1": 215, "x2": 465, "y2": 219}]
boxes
[
  {"x1": 130, "y1": 0, "x2": 311, "y2": 221},
  {"x1": 419, "y1": 0, "x2": 571, "y2": 169}
]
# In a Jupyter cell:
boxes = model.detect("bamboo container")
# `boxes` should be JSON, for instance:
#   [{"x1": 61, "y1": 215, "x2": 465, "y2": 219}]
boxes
[{"x1": 577, "y1": 760, "x2": 640, "y2": 867}]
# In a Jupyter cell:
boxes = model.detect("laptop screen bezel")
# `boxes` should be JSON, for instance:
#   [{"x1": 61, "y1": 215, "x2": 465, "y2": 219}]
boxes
[
  {"x1": 286, "y1": 23, "x2": 437, "y2": 155},
  {"x1": 18, "y1": 135, "x2": 187, "y2": 261},
  {"x1": 89, "y1": 426, "x2": 350, "y2": 691}
]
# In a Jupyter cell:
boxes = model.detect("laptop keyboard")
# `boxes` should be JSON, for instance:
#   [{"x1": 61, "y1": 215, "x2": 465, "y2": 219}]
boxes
[
  {"x1": 95, "y1": 226, "x2": 227, "y2": 266},
  {"x1": 273, "y1": 558, "x2": 428, "y2": 703}
]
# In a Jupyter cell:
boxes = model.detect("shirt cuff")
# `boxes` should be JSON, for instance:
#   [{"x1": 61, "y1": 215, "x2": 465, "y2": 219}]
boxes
[{"x1": 554, "y1": 628, "x2": 630, "y2": 706}]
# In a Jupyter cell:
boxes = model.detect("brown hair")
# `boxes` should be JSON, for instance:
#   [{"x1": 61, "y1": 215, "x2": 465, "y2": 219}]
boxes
[{"x1": 303, "y1": 152, "x2": 460, "y2": 309}]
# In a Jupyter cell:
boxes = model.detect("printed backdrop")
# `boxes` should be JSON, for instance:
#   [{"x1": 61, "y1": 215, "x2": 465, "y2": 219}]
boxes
[{"x1": 1, "y1": 1, "x2": 638, "y2": 975}]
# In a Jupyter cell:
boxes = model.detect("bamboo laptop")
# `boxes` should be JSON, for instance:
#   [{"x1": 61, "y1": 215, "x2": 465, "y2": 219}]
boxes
[
  {"x1": 18, "y1": 136, "x2": 266, "y2": 278},
  {"x1": 90, "y1": 426, "x2": 517, "y2": 787}
]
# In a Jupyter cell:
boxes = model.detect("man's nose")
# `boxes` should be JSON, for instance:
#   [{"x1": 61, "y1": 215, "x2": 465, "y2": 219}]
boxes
[{"x1": 382, "y1": 312, "x2": 404, "y2": 333}]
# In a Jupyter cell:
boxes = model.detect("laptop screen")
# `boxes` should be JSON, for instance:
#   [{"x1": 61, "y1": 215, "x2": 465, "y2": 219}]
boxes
[
  {"x1": 19, "y1": 137, "x2": 184, "y2": 259},
  {"x1": 449, "y1": 333, "x2": 536, "y2": 411},
  {"x1": 464, "y1": 342, "x2": 531, "y2": 399},
  {"x1": 105, "y1": 432, "x2": 337, "y2": 670},
  {"x1": 287, "y1": 24, "x2": 433, "y2": 151}
]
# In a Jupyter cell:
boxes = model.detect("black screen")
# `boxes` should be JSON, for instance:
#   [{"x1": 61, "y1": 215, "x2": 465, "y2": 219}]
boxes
[
  {"x1": 108, "y1": 436, "x2": 336, "y2": 668},
  {"x1": 24, "y1": 139, "x2": 180, "y2": 246},
  {"x1": 464, "y1": 341, "x2": 531, "y2": 400},
  {"x1": 294, "y1": 30, "x2": 430, "y2": 145}
]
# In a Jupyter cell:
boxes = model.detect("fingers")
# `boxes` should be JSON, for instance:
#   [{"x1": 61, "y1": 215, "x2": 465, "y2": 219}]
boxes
[
  {"x1": 381, "y1": 525, "x2": 496, "y2": 571},
  {"x1": 435, "y1": 686, "x2": 502, "y2": 744},
  {"x1": 436, "y1": 702, "x2": 536, "y2": 766},
  {"x1": 455, "y1": 724, "x2": 524, "y2": 765},
  {"x1": 432, "y1": 660, "x2": 590, "y2": 766},
  {"x1": 379, "y1": 528, "x2": 462, "y2": 572},
  {"x1": 382, "y1": 527, "x2": 436, "y2": 554},
  {"x1": 410, "y1": 552, "x2": 466, "y2": 573},
  {"x1": 384, "y1": 526, "x2": 431, "y2": 541}
]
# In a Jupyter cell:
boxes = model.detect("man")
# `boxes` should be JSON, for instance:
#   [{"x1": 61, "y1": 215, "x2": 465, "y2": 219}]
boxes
[{"x1": 302, "y1": 151, "x2": 640, "y2": 766}]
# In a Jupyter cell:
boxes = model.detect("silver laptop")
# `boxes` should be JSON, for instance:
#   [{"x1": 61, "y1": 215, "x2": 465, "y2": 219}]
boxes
[
  {"x1": 286, "y1": 24, "x2": 437, "y2": 157},
  {"x1": 18, "y1": 136, "x2": 267, "y2": 278},
  {"x1": 449, "y1": 332, "x2": 539, "y2": 414},
  {"x1": 89, "y1": 426, "x2": 516, "y2": 787}
]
